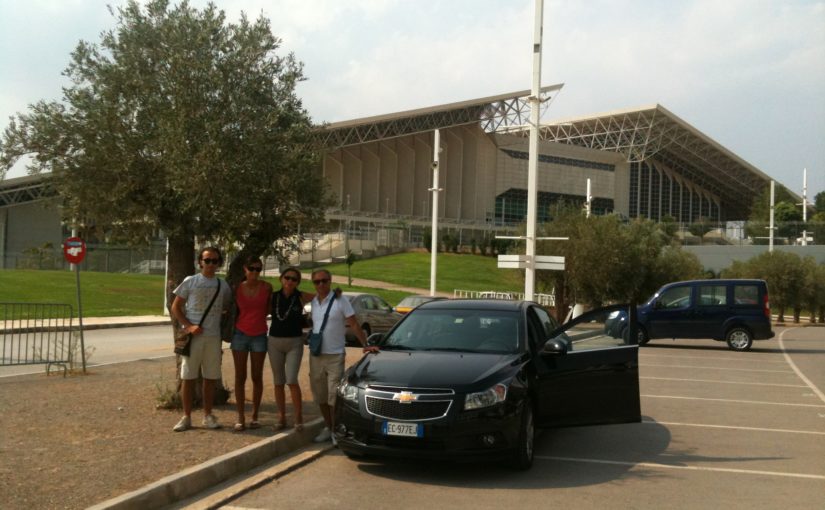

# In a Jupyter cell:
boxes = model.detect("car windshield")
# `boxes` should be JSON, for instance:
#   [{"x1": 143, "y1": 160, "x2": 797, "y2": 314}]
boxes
[{"x1": 382, "y1": 309, "x2": 521, "y2": 353}]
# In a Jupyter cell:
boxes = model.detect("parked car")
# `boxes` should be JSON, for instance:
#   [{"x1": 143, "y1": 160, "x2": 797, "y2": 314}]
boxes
[
  {"x1": 334, "y1": 300, "x2": 641, "y2": 469},
  {"x1": 605, "y1": 279, "x2": 773, "y2": 351},
  {"x1": 304, "y1": 292, "x2": 403, "y2": 345},
  {"x1": 393, "y1": 295, "x2": 447, "y2": 314}
]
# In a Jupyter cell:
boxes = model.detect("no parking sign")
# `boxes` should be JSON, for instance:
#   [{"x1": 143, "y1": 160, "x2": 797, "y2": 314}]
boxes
[{"x1": 63, "y1": 237, "x2": 86, "y2": 264}]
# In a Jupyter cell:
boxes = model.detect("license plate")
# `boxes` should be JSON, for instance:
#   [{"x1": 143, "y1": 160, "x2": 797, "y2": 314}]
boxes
[{"x1": 382, "y1": 421, "x2": 423, "y2": 438}]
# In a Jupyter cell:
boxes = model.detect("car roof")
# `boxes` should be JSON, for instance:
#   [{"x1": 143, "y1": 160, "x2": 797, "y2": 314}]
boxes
[
  {"x1": 663, "y1": 279, "x2": 766, "y2": 286},
  {"x1": 417, "y1": 299, "x2": 529, "y2": 312}
]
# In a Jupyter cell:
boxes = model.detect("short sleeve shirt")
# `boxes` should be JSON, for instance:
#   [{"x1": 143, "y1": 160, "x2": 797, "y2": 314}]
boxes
[
  {"x1": 311, "y1": 293, "x2": 356, "y2": 354},
  {"x1": 173, "y1": 274, "x2": 232, "y2": 337}
]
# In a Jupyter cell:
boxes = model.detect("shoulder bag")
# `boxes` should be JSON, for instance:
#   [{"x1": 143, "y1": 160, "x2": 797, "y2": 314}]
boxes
[
  {"x1": 308, "y1": 293, "x2": 335, "y2": 356},
  {"x1": 174, "y1": 281, "x2": 222, "y2": 356}
]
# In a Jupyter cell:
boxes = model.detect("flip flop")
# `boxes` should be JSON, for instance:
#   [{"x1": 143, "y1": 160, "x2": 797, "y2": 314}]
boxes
[
  {"x1": 249, "y1": 420, "x2": 261, "y2": 430},
  {"x1": 273, "y1": 421, "x2": 286, "y2": 431},
  {"x1": 233, "y1": 423, "x2": 245, "y2": 432}
]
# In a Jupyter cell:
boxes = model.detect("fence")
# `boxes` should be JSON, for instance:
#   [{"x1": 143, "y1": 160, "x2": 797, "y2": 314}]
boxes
[
  {"x1": 453, "y1": 289, "x2": 555, "y2": 307},
  {"x1": 1, "y1": 303, "x2": 75, "y2": 375}
]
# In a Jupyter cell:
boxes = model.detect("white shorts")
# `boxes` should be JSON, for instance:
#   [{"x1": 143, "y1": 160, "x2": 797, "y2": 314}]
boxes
[
  {"x1": 180, "y1": 334, "x2": 222, "y2": 380},
  {"x1": 309, "y1": 353, "x2": 345, "y2": 407}
]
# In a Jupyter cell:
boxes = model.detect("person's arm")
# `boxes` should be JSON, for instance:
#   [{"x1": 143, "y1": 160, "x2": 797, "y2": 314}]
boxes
[
  {"x1": 346, "y1": 314, "x2": 377, "y2": 353},
  {"x1": 171, "y1": 295, "x2": 202, "y2": 335}
]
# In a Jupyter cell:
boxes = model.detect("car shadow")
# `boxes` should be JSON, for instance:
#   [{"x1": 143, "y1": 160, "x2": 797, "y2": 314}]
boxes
[
  {"x1": 346, "y1": 417, "x2": 786, "y2": 489},
  {"x1": 641, "y1": 342, "x2": 825, "y2": 355}
]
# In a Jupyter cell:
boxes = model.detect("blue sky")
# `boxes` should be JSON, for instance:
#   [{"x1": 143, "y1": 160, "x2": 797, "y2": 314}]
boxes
[{"x1": 1, "y1": 0, "x2": 823, "y2": 200}]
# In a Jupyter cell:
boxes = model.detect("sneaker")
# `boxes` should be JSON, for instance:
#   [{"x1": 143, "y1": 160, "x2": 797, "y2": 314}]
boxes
[
  {"x1": 313, "y1": 427, "x2": 332, "y2": 443},
  {"x1": 203, "y1": 414, "x2": 221, "y2": 429},
  {"x1": 331, "y1": 433, "x2": 338, "y2": 447},
  {"x1": 173, "y1": 415, "x2": 191, "y2": 432}
]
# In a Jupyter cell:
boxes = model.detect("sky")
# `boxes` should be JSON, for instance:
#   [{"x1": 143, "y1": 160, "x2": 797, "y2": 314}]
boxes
[{"x1": 1, "y1": 0, "x2": 824, "y2": 200}]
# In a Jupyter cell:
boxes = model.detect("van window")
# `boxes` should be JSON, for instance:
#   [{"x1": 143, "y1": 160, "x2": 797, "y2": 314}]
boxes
[
  {"x1": 734, "y1": 285, "x2": 760, "y2": 305},
  {"x1": 698, "y1": 285, "x2": 727, "y2": 306},
  {"x1": 658, "y1": 286, "x2": 691, "y2": 309}
]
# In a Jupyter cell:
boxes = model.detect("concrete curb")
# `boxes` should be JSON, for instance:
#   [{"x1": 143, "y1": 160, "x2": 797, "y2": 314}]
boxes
[{"x1": 88, "y1": 418, "x2": 327, "y2": 510}]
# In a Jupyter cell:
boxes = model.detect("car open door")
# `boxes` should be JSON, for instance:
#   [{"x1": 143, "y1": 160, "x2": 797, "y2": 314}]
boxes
[{"x1": 530, "y1": 304, "x2": 641, "y2": 428}]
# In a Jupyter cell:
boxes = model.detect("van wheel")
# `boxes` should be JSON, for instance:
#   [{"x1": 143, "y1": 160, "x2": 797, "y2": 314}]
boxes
[
  {"x1": 726, "y1": 328, "x2": 753, "y2": 351},
  {"x1": 510, "y1": 403, "x2": 534, "y2": 470},
  {"x1": 623, "y1": 326, "x2": 649, "y2": 345}
]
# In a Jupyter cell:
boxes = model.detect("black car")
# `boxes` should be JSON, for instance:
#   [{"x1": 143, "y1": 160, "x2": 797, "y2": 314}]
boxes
[{"x1": 334, "y1": 300, "x2": 641, "y2": 469}]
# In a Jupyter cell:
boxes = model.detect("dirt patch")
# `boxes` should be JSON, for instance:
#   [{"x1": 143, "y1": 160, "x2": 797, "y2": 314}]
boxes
[{"x1": 0, "y1": 349, "x2": 361, "y2": 509}]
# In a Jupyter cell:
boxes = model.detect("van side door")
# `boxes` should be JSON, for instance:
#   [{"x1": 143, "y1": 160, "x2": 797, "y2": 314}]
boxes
[
  {"x1": 644, "y1": 283, "x2": 694, "y2": 339},
  {"x1": 692, "y1": 283, "x2": 730, "y2": 339}
]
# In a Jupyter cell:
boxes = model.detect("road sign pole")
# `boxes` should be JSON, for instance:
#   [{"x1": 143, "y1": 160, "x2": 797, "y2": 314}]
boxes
[{"x1": 75, "y1": 264, "x2": 86, "y2": 373}]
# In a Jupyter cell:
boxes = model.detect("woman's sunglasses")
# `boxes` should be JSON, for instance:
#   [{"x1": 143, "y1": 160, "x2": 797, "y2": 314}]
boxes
[
  {"x1": 202, "y1": 258, "x2": 220, "y2": 265},
  {"x1": 246, "y1": 266, "x2": 263, "y2": 272},
  {"x1": 282, "y1": 275, "x2": 299, "y2": 282}
]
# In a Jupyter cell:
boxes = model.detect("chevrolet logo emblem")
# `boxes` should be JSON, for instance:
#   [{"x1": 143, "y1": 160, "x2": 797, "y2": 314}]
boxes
[{"x1": 393, "y1": 391, "x2": 417, "y2": 404}]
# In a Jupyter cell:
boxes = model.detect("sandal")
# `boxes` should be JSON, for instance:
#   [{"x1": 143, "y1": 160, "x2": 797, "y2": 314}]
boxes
[
  {"x1": 233, "y1": 423, "x2": 245, "y2": 432},
  {"x1": 248, "y1": 420, "x2": 261, "y2": 430},
  {"x1": 273, "y1": 421, "x2": 286, "y2": 431},
  {"x1": 294, "y1": 422, "x2": 304, "y2": 432}
]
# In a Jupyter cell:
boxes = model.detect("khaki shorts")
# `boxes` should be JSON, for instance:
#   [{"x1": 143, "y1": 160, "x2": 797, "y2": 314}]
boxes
[
  {"x1": 180, "y1": 334, "x2": 222, "y2": 380},
  {"x1": 268, "y1": 336, "x2": 304, "y2": 385},
  {"x1": 309, "y1": 353, "x2": 345, "y2": 407}
]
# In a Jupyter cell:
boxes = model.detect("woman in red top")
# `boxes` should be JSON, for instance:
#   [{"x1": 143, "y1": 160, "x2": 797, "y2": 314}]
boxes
[{"x1": 230, "y1": 256, "x2": 272, "y2": 431}]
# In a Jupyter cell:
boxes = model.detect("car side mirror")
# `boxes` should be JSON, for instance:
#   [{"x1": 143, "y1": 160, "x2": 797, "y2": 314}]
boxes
[
  {"x1": 542, "y1": 338, "x2": 568, "y2": 355},
  {"x1": 367, "y1": 333, "x2": 385, "y2": 346}
]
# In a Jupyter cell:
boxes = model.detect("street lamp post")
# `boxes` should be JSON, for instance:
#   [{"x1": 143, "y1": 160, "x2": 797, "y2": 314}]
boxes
[{"x1": 524, "y1": 0, "x2": 544, "y2": 301}]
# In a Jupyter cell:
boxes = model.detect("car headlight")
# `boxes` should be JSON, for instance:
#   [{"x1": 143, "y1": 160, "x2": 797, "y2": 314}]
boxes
[
  {"x1": 607, "y1": 310, "x2": 620, "y2": 319},
  {"x1": 464, "y1": 383, "x2": 508, "y2": 410},
  {"x1": 338, "y1": 381, "x2": 359, "y2": 405}
]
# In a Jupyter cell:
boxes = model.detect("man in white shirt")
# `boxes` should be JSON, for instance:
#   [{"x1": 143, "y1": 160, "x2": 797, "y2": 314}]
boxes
[
  {"x1": 170, "y1": 247, "x2": 232, "y2": 432},
  {"x1": 308, "y1": 268, "x2": 377, "y2": 443}
]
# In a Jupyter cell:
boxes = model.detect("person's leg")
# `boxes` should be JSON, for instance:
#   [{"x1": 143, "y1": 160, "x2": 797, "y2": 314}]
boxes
[
  {"x1": 200, "y1": 336, "x2": 223, "y2": 426},
  {"x1": 181, "y1": 378, "x2": 194, "y2": 417},
  {"x1": 268, "y1": 337, "x2": 288, "y2": 427},
  {"x1": 319, "y1": 402, "x2": 332, "y2": 428},
  {"x1": 249, "y1": 351, "x2": 266, "y2": 424},
  {"x1": 287, "y1": 383, "x2": 303, "y2": 428},
  {"x1": 284, "y1": 336, "x2": 305, "y2": 428},
  {"x1": 232, "y1": 349, "x2": 249, "y2": 425},
  {"x1": 203, "y1": 378, "x2": 216, "y2": 416}
]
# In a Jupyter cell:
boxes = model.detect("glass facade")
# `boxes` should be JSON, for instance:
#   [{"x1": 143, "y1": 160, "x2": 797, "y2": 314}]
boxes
[
  {"x1": 494, "y1": 188, "x2": 614, "y2": 225},
  {"x1": 628, "y1": 162, "x2": 719, "y2": 222}
]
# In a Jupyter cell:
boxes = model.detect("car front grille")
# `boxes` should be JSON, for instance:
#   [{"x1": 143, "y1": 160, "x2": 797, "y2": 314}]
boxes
[{"x1": 366, "y1": 396, "x2": 451, "y2": 421}]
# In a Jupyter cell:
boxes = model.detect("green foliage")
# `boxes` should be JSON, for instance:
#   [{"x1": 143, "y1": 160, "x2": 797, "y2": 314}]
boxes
[
  {"x1": 815, "y1": 191, "x2": 825, "y2": 213},
  {"x1": 0, "y1": 0, "x2": 326, "y2": 291}
]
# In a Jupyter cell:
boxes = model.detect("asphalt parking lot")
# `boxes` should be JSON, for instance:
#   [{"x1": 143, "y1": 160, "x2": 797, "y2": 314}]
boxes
[{"x1": 217, "y1": 325, "x2": 825, "y2": 510}]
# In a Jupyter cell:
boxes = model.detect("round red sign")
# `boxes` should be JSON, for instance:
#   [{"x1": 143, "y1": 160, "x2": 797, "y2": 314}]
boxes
[{"x1": 63, "y1": 237, "x2": 87, "y2": 264}]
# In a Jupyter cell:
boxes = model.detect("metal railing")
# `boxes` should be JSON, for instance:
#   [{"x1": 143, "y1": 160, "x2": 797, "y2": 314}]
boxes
[
  {"x1": 1, "y1": 303, "x2": 75, "y2": 375},
  {"x1": 452, "y1": 289, "x2": 555, "y2": 307}
]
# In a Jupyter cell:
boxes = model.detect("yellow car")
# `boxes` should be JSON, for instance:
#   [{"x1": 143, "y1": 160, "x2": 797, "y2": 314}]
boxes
[{"x1": 393, "y1": 295, "x2": 447, "y2": 315}]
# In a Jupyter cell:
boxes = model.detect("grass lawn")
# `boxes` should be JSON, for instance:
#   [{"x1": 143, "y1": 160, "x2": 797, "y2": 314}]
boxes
[
  {"x1": 319, "y1": 251, "x2": 523, "y2": 294},
  {"x1": 0, "y1": 252, "x2": 522, "y2": 317}
]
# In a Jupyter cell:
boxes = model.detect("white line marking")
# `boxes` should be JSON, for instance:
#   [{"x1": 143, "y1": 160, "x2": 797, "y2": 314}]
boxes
[
  {"x1": 642, "y1": 363, "x2": 793, "y2": 373},
  {"x1": 778, "y1": 328, "x2": 825, "y2": 405},
  {"x1": 641, "y1": 376, "x2": 807, "y2": 388},
  {"x1": 640, "y1": 353, "x2": 788, "y2": 364},
  {"x1": 642, "y1": 394, "x2": 825, "y2": 408},
  {"x1": 535, "y1": 456, "x2": 825, "y2": 481},
  {"x1": 641, "y1": 419, "x2": 825, "y2": 436}
]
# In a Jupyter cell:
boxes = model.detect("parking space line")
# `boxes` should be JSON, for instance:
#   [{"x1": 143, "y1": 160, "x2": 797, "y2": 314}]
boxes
[
  {"x1": 641, "y1": 419, "x2": 825, "y2": 436},
  {"x1": 641, "y1": 376, "x2": 808, "y2": 388},
  {"x1": 640, "y1": 353, "x2": 788, "y2": 364},
  {"x1": 535, "y1": 456, "x2": 825, "y2": 481},
  {"x1": 642, "y1": 363, "x2": 793, "y2": 373},
  {"x1": 642, "y1": 394, "x2": 825, "y2": 408},
  {"x1": 779, "y1": 328, "x2": 825, "y2": 405}
]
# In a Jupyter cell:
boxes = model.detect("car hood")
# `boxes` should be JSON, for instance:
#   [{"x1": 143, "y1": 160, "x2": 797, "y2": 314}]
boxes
[{"x1": 349, "y1": 350, "x2": 524, "y2": 393}]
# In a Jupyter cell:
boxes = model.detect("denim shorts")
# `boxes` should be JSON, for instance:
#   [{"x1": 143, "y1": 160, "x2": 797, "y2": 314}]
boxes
[{"x1": 230, "y1": 329, "x2": 268, "y2": 353}]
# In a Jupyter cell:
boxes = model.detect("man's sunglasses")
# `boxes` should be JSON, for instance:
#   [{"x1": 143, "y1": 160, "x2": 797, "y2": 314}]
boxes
[
  {"x1": 246, "y1": 266, "x2": 263, "y2": 272},
  {"x1": 312, "y1": 278, "x2": 330, "y2": 285},
  {"x1": 282, "y1": 275, "x2": 299, "y2": 282},
  {"x1": 202, "y1": 258, "x2": 220, "y2": 265}
]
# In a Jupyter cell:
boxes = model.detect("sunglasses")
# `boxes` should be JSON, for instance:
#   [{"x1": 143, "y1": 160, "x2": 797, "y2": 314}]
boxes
[
  {"x1": 202, "y1": 258, "x2": 220, "y2": 265},
  {"x1": 246, "y1": 266, "x2": 263, "y2": 272},
  {"x1": 282, "y1": 275, "x2": 299, "y2": 282},
  {"x1": 312, "y1": 278, "x2": 330, "y2": 285}
]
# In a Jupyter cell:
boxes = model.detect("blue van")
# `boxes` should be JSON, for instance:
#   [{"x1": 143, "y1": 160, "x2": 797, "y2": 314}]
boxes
[{"x1": 607, "y1": 279, "x2": 774, "y2": 351}]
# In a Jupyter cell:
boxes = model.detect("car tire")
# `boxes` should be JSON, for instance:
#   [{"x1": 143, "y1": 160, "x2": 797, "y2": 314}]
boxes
[
  {"x1": 510, "y1": 403, "x2": 534, "y2": 470},
  {"x1": 726, "y1": 327, "x2": 753, "y2": 351}
]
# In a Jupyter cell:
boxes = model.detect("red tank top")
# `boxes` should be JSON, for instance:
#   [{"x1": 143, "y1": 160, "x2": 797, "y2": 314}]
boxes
[{"x1": 235, "y1": 282, "x2": 269, "y2": 336}]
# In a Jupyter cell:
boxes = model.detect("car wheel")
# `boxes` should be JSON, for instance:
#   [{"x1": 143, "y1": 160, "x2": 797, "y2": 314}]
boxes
[
  {"x1": 510, "y1": 403, "x2": 534, "y2": 470},
  {"x1": 726, "y1": 327, "x2": 753, "y2": 351}
]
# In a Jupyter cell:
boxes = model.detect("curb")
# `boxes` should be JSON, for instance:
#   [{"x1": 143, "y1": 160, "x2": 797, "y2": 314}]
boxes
[{"x1": 88, "y1": 418, "x2": 327, "y2": 510}]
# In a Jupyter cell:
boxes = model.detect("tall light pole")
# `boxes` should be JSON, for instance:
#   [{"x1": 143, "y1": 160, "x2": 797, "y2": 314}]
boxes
[
  {"x1": 801, "y1": 168, "x2": 808, "y2": 246},
  {"x1": 430, "y1": 129, "x2": 441, "y2": 296},
  {"x1": 524, "y1": 0, "x2": 544, "y2": 301}
]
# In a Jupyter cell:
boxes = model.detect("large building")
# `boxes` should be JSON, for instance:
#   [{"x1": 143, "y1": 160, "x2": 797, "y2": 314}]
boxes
[
  {"x1": 0, "y1": 86, "x2": 789, "y2": 267},
  {"x1": 313, "y1": 84, "x2": 775, "y2": 232}
]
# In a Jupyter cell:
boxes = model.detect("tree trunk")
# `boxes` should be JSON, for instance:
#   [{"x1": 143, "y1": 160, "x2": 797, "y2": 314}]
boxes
[
  {"x1": 777, "y1": 305, "x2": 785, "y2": 323},
  {"x1": 793, "y1": 306, "x2": 801, "y2": 324}
]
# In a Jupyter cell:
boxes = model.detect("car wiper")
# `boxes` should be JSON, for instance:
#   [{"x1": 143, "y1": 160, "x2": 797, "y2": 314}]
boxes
[
  {"x1": 423, "y1": 347, "x2": 482, "y2": 353},
  {"x1": 381, "y1": 344, "x2": 418, "y2": 351}
]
